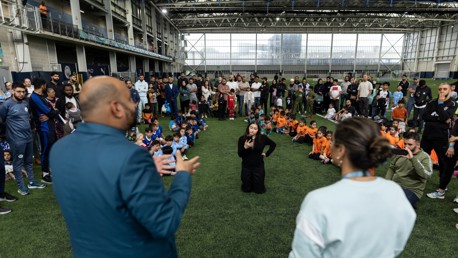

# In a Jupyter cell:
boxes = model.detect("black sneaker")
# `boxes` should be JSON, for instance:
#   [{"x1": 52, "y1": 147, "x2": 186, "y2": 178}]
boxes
[
  {"x1": 0, "y1": 192, "x2": 18, "y2": 202},
  {"x1": 0, "y1": 207, "x2": 12, "y2": 215},
  {"x1": 41, "y1": 175, "x2": 53, "y2": 184}
]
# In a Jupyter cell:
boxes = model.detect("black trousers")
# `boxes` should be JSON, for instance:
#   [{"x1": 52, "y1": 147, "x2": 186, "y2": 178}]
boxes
[
  {"x1": 241, "y1": 164, "x2": 266, "y2": 194},
  {"x1": 421, "y1": 137, "x2": 455, "y2": 190},
  {"x1": 218, "y1": 100, "x2": 227, "y2": 120}
]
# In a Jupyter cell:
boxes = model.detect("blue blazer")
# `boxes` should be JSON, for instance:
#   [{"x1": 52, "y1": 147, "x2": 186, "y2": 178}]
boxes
[
  {"x1": 50, "y1": 123, "x2": 192, "y2": 258},
  {"x1": 164, "y1": 83, "x2": 179, "y2": 101}
]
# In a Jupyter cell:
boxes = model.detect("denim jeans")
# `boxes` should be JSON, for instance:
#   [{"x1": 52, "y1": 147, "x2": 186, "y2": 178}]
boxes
[
  {"x1": 237, "y1": 95, "x2": 244, "y2": 115},
  {"x1": 402, "y1": 188, "x2": 419, "y2": 208}
]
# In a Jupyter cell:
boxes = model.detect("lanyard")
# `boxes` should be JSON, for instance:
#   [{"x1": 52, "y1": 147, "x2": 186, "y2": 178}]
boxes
[{"x1": 342, "y1": 171, "x2": 369, "y2": 179}]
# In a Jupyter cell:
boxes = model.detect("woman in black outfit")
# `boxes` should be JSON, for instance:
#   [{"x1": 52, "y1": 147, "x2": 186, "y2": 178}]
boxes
[{"x1": 237, "y1": 122, "x2": 276, "y2": 194}]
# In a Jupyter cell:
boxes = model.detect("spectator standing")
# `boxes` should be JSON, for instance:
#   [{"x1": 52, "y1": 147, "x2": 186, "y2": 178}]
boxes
[
  {"x1": 422, "y1": 83, "x2": 457, "y2": 199},
  {"x1": 406, "y1": 77, "x2": 418, "y2": 118},
  {"x1": 67, "y1": 74, "x2": 81, "y2": 97},
  {"x1": 398, "y1": 74, "x2": 410, "y2": 97},
  {"x1": 29, "y1": 78, "x2": 60, "y2": 184},
  {"x1": 47, "y1": 72, "x2": 64, "y2": 99},
  {"x1": 340, "y1": 76, "x2": 351, "y2": 109},
  {"x1": 0, "y1": 82, "x2": 46, "y2": 195},
  {"x1": 412, "y1": 80, "x2": 432, "y2": 133},
  {"x1": 165, "y1": 76, "x2": 179, "y2": 117},
  {"x1": 251, "y1": 76, "x2": 262, "y2": 108},
  {"x1": 135, "y1": 74, "x2": 148, "y2": 124},
  {"x1": 357, "y1": 74, "x2": 373, "y2": 117},
  {"x1": 217, "y1": 78, "x2": 230, "y2": 121}
]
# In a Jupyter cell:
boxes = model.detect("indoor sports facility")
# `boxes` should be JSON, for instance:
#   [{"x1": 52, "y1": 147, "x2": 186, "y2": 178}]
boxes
[{"x1": 0, "y1": 1, "x2": 457, "y2": 257}]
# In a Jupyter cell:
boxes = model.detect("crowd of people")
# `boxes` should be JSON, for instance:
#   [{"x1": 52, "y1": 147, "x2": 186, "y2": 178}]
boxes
[
  {"x1": 1, "y1": 71, "x2": 458, "y2": 257},
  {"x1": 0, "y1": 73, "x2": 82, "y2": 214}
]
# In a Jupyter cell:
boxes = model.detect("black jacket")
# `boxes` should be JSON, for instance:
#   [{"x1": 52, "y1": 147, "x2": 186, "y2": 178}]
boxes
[{"x1": 422, "y1": 98, "x2": 457, "y2": 140}]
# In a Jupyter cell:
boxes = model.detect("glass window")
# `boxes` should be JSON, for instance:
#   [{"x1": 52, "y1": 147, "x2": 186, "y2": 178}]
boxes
[
  {"x1": 282, "y1": 34, "x2": 305, "y2": 65},
  {"x1": 205, "y1": 34, "x2": 230, "y2": 60},
  {"x1": 332, "y1": 34, "x2": 357, "y2": 59},
  {"x1": 357, "y1": 34, "x2": 381, "y2": 58},
  {"x1": 257, "y1": 34, "x2": 281, "y2": 65},
  {"x1": 381, "y1": 34, "x2": 404, "y2": 59},
  {"x1": 307, "y1": 34, "x2": 332, "y2": 59},
  {"x1": 231, "y1": 34, "x2": 256, "y2": 60}
]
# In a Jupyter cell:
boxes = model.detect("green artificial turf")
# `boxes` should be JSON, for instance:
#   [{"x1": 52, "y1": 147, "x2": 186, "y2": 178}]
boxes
[{"x1": 1, "y1": 78, "x2": 457, "y2": 257}]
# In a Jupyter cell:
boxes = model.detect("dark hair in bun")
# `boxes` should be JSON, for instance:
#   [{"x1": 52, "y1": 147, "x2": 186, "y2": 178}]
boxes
[{"x1": 334, "y1": 117, "x2": 392, "y2": 171}]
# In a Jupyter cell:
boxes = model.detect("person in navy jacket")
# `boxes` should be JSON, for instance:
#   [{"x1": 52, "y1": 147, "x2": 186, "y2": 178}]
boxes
[
  {"x1": 50, "y1": 76, "x2": 200, "y2": 258},
  {"x1": 165, "y1": 76, "x2": 179, "y2": 116}
]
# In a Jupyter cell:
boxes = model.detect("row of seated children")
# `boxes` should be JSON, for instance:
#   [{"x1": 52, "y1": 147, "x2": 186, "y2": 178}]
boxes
[{"x1": 169, "y1": 110, "x2": 208, "y2": 133}]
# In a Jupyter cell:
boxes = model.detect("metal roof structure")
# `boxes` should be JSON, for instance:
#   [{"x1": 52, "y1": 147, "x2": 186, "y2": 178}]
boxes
[{"x1": 153, "y1": 0, "x2": 458, "y2": 33}]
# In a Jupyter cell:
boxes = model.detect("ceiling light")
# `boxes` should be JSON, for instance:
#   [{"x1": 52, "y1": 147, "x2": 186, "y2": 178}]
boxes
[
  {"x1": 80, "y1": 10, "x2": 84, "y2": 13},
  {"x1": 162, "y1": 9, "x2": 168, "y2": 14},
  {"x1": 276, "y1": 17, "x2": 280, "y2": 21}
]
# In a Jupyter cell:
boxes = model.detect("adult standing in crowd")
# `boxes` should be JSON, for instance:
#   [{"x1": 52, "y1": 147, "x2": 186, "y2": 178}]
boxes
[
  {"x1": 177, "y1": 72, "x2": 188, "y2": 89},
  {"x1": 195, "y1": 74, "x2": 203, "y2": 101},
  {"x1": 423, "y1": 83, "x2": 457, "y2": 200},
  {"x1": 47, "y1": 72, "x2": 64, "y2": 99},
  {"x1": 346, "y1": 77, "x2": 359, "y2": 108},
  {"x1": 340, "y1": 76, "x2": 351, "y2": 109},
  {"x1": 269, "y1": 79, "x2": 278, "y2": 108},
  {"x1": 23, "y1": 78, "x2": 42, "y2": 165},
  {"x1": 0, "y1": 82, "x2": 46, "y2": 195},
  {"x1": 126, "y1": 80, "x2": 140, "y2": 116},
  {"x1": 238, "y1": 122, "x2": 276, "y2": 194},
  {"x1": 187, "y1": 78, "x2": 198, "y2": 106},
  {"x1": 56, "y1": 84, "x2": 81, "y2": 119},
  {"x1": 412, "y1": 80, "x2": 432, "y2": 134},
  {"x1": 29, "y1": 78, "x2": 60, "y2": 184},
  {"x1": 239, "y1": 76, "x2": 250, "y2": 116},
  {"x1": 406, "y1": 77, "x2": 418, "y2": 118},
  {"x1": 290, "y1": 117, "x2": 416, "y2": 257},
  {"x1": 236, "y1": 75, "x2": 245, "y2": 116},
  {"x1": 398, "y1": 74, "x2": 410, "y2": 97},
  {"x1": 260, "y1": 77, "x2": 270, "y2": 112},
  {"x1": 179, "y1": 80, "x2": 190, "y2": 115},
  {"x1": 23, "y1": 78, "x2": 34, "y2": 98},
  {"x1": 217, "y1": 78, "x2": 230, "y2": 121},
  {"x1": 385, "y1": 132, "x2": 433, "y2": 208},
  {"x1": 67, "y1": 74, "x2": 81, "y2": 97},
  {"x1": 357, "y1": 74, "x2": 373, "y2": 118},
  {"x1": 135, "y1": 74, "x2": 148, "y2": 124},
  {"x1": 251, "y1": 76, "x2": 262, "y2": 108},
  {"x1": 50, "y1": 76, "x2": 200, "y2": 257},
  {"x1": 165, "y1": 76, "x2": 179, "y2": 117}
]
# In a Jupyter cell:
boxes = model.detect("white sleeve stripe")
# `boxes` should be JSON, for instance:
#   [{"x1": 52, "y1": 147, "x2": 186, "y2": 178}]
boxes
[
  {"x1": 417, "y1": 152, "x2": 433, "y2": 176},
  {"x1": 296, "y1": 216, "x2": 325, "y2": 248}
]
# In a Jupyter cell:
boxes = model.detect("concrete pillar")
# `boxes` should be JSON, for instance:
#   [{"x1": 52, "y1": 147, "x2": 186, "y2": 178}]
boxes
[
  {"x1": 109, "y1": 52, "x2": 117, "y2": 75},
  {"x1": 143, "y1": 58, "x2": 149, "y2": 74},
  {"x1": 70, "y1": 0, "x2": 87, "y2": 72},
  {"x1": 103, "y1": 0, "x2": 117, "y2": 74},
  {"x1": 125, "y1": 0, "x2": 134, "y2": 46},
  {"x1": 151, "y1": 8, "x2": 158, "y2": 53},
  {"x1": 12, "y1": 32, "x2": 33, "y2": 72},
  {"x1": 161, "y1": 17, "x2": 166, "y2": 56},
  {"x1": 129, "y1": 56, "x2": 136, "y2": 79}
]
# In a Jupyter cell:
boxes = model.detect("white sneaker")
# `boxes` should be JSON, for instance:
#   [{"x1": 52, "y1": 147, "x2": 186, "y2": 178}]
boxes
[
  {"x1": 182, "y1": 155, "x2": 189, "y2": 160},
  {"x1": 453, "y1": 208, "x2": 458, "y2": 214},
  {"x1": 426, "y1": 190, "x2": 445, "y2": 199},
  {"x1": 453, "y1": 195, "x2": 458, "y2": 204}
]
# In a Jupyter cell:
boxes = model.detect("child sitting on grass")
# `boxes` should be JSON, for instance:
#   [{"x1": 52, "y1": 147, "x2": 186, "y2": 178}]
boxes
[
  {"x1": 160, "y1": 146, "x2": 176, "y2": 176},
  {"x1": 135, "y1": 133, "x2": 148, "y2": 150},
  {"x1": 320, "y1": 131, "x2": 333, "y2": 164},
  {"x1": 276, "y1": 111, "x2": 287, "y2": 133},
  {"x1": 304, "y1": 120, "x2": 318, "y2": 145},
  {"x1": 324, "y1": 103, "x2": 336, "y2": 120},
  {"x1": 149, "y1": 140, "x2": 162, "y2": 157},
  {"x1": 142, "y1": 103, "x2": 153, "y2": 125},
  {"x1": 292, "y1": 119, "x2": 308, "y2": 144},
  {"x1": 308, "y1": 128, "x2": 328, "y2": 160}
]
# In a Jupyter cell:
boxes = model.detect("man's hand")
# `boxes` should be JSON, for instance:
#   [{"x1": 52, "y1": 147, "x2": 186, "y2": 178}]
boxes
[
  {"x1": 403, "y1": 147, "x2": 413, "y2": 159},
  {"x1": 175, "y1": 151, "x2": 200, "y2": 174},
  {"x1": 153, "y1": 155, "x2": 176, "y2": 174},
  {"x1": 438, "y1": 92, "x2": 449, "y2": 102},
  {"x1": 39, "y1": 114, "x2": 49, "y2": 122},
  {"x1": 446, "y1": 147, "x2": 455, "y2": 158}
]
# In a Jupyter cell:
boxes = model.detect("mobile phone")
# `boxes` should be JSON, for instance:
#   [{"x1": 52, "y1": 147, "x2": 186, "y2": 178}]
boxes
[{"x1": 391, "y1": 148, "x2": 408, "y2": 156}]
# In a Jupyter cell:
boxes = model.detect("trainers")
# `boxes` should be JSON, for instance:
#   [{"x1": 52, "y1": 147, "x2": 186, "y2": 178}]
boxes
[
  {"x1": 29, "y1": 181, "x2": 46, "y2": 189},
  {"x1": 0, "y1": 192, "x2": 18, "y2": 202},
  {"x1": 17, "y1": 188, "x2": 30, "y2": 196},
  {"x1": 426, "y1": 190, "x2": 445, "y2": 199},
  {"x1": 454, "y1": 208, "x2": 458, "y2": 214},
  {"x1": 0, "y1": 207, "x2": 12, "y2": 215},
  {"x1": 182, "y1": 155, "x2": 189, "y2": 160},
  {"x1": 41, "y1": 175, "x2": 52, "y2": 184},
  {"x1": 453, "y1": 195, "x2": 458, "y2": 204}
]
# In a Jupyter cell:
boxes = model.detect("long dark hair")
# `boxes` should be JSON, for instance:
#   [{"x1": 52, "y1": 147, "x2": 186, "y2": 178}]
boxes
[
  {"x1": 334, "y1": 117, "x2": 391, "y2": 171},
  {"x1": 243, "y1": 122, "x2": 261, "y2": 146}
]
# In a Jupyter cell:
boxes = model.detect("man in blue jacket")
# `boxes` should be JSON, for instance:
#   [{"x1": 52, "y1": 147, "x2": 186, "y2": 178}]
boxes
[
  {"x1": 165, "y1": 76, "x2": 179, "y2": 116},
  {"x1": 50, "y1": 76, "x2": 200, "y2": 258}
]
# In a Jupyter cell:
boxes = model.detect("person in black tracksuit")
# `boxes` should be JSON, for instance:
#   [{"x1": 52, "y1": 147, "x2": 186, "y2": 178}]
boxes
[
  {"x1": 413, "y1": 80, "x2": 432, "y2": 133},
  {"x1": 422, "y1": 83, "x2": 457, "y2": 199},
  {"x1": 238, "y1": 122, "x2": 276, "y2": 194}
]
